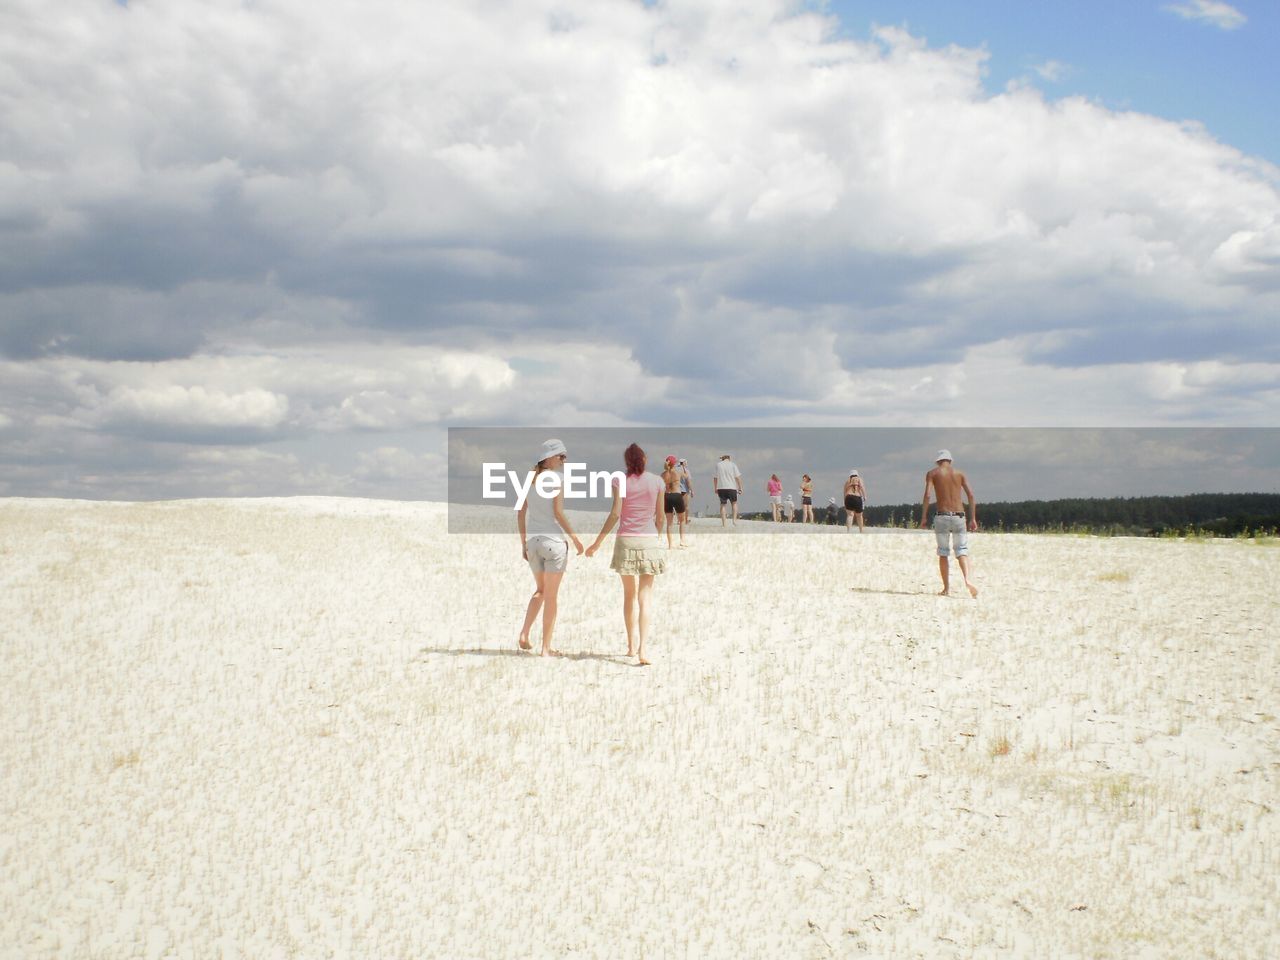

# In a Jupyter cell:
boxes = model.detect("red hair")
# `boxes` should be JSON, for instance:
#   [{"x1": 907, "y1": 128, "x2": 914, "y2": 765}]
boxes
[{"x1": 623, "y1": 443, "x2": 646, "y2": 477}]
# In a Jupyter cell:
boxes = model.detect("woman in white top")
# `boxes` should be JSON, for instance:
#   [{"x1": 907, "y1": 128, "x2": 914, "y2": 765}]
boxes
[{"x1": 517, "y1": 438, "x2": 584, "y2": 657}]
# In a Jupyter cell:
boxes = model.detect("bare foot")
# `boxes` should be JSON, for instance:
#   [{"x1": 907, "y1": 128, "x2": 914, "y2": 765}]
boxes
[
  {"x1": 638, "y1": 656, "x2": 651, "y2": 666},
  {"x1": 518, "y1": 636, "x2": 532, "y2": 651},
  {"x1": 540, "y1": 648, "x2": 563, "y2": 658},
  {"x1": 938, "y1": 588, "x2": 949, "y2": 596},
  {"x1": 966, "y1": 583, "x2": 979, "y2": 598}
]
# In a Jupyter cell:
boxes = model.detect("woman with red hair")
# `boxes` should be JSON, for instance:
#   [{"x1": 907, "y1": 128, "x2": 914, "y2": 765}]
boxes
[{"x1": 586, "y1": 443, "x2": 667, "y2": 665}]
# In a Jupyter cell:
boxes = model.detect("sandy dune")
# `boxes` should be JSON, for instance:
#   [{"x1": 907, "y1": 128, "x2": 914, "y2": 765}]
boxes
[{"x1": 2, "y1": 498, "x2": 1277, "y2": 959}]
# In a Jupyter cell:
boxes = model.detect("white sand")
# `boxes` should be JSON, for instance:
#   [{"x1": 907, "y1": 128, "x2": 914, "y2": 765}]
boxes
[{"x1": 2, "y1": 497, "x2": 1277, "y2": 958}]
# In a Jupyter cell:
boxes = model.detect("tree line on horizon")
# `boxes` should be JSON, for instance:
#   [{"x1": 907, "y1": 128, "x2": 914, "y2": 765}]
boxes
[{"x1": 741, "y1": 492, "x2": 1280, "y2": 536}]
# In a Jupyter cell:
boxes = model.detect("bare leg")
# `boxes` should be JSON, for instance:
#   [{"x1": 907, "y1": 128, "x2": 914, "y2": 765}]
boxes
[
  {"x1": 636, "y1": 574, "x2": 655, "y2": 665},
  {"x1": 666, "y1": 511, "x2": 675, "y2": 549},
  {"x1": 957, "y1": 556, "x2": 978, "y2": 597},
  {"x1": 720, "y1": 501, "x2": 727, "y2": 526},
  {"x1": 732, "y1": 500, "x2": 739, "y2": 525},
  {"x1": 518, "y1": 572, "x2": 545, "y2": 650},
  {"x1": 857, "y1": 512, "x2": 865, "y2": 533},
  {"x1": 620, "y1": 574, "x2": 638, "y2": 656},
  {"x1": 937, "y1": 556, "x2": 950, "y2": 595},
  {"x1": 845, "y1": 511, "x2": 853, "y2": 532},
  {"x1": 539, "y1": 572, "x2": 565, "y2": 656},
  {"x1": 678, "y1": 513, "x2": 688, "y2": 546}
]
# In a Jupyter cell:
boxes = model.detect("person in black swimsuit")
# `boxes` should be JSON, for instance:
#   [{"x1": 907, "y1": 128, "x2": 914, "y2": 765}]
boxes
[
  {"x1": 662, "y1": 455, "x2": 688, "y2": 548},
  {"x1": 843, "y1": 470, "x2": 867, "y2": 533}
]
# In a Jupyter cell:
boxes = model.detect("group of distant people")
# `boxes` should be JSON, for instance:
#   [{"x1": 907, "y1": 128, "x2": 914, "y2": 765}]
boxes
[
  {"x1": 760, "y1": 466, "x2": 868, "y2": 530},
  {"x1": 708, "y1": 455, "x2": 868, "y2": 533},
  {"x1": 516, "y1": 441, "x2": 978, "y2": 663}
]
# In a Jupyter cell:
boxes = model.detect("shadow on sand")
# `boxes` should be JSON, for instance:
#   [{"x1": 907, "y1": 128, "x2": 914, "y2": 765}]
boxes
[
  {"x1": 848, "y1": 586, "x2": 934, "y2": 597},
  {"x1": 418, "y1": 646, "x2": 638, "y2": 665}
]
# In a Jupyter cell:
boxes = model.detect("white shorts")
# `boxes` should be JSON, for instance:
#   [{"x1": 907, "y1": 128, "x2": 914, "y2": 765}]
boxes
[
  {"x1": 526, "y1": 535, "x2": 569, "y2": 573},
  {"x1": 934, "y1": 514, "x2": 969, "y2": 557},
  {"x1": 769, "y1": 495, "x2": 782, "y2": 505}
]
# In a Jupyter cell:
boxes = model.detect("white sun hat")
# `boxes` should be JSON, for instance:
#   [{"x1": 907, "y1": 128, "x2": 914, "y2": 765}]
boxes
[
  {"x1": 849, "y1": 469, "x2": 859, "y2": 476},
  {"x1": 538, "y1": 438, "x2": 568, "y2": 462},
  {"x1": 936, "y1": 449, "x2": 952, "y2": 462}
]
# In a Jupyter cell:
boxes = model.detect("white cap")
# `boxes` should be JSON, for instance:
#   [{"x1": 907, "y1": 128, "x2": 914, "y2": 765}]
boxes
[
  {"x1": 936, "y1": 449, "x2": 952, "y2": 462},
  {"x1": 849, "y1": 469, "x2": 858, "y2": 476},
  {"x1": 538, "y1": 438, "x2": 567, "y2": 462}
]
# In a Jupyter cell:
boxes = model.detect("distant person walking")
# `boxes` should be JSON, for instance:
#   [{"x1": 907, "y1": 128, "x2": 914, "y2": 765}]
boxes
[
  {"x1": 766, "y1": 474, "x2": 783, "y2": 522},
  {"x1": 826, "y1": 496, "x2": 839, "y2": 524},
  {"x1": 920, "y1": 449, "x2": 979, "y2": 598},
  {"x1": 844, "y1": 470, "x2": 867, "y2": 532},
  {"x1": 661, "y1": 455, "x2": 688, "y2": 549},
  {"x1": 587, "y1": 443, "x2": 667, "y2": 664},
  {"x1": 677, "y1": 458, "x2": 693, "y2": 544},
  {"x1": 517, "y1": 438, "x2": 585, "y2": 657},
  {"x1": 783, "y1": 494, "x2": 796, "y2": 523},
  {"x1": 714, "y1": 454, "x2": 743, "y2": 526},
  {"x1": 800, "y1": 474, "x2": 815, "y2": 523}
]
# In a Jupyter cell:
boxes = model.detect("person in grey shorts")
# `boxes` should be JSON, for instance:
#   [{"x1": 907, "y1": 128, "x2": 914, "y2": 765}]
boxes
[
  {"x1": 517, "y1": 438, "x2": 585, "y2": 656},
  {"x1": 919, "y1": 449, "x2": 979, "y2": 598}
]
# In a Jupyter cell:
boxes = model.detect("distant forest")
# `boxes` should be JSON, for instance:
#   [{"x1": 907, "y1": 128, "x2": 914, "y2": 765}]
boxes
[{"x1": 742, "y1": 493, "x2": 1280, "y2": 536}]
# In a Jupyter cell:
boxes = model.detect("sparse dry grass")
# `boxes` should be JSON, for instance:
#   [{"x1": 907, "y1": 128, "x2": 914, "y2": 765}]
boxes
[{"x1": 110, "y1": 750, "x2": 140, "y2": 770}]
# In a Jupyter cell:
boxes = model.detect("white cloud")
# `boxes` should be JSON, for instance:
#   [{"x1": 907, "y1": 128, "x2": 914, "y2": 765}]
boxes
[
  {"x1": 1, "y1": 0, "x2": 1277, "y2": 496},
  {"x1": 1032, "y1": 60, "x2": 1069, "y2": 83},
  {"x1": 354, "y1": 447, "x2": 447, "y2": 486},
  {"x1": 0, "y1": 340, "x2": 672, "y2": 455},
  {"x1": 94, "y1": 385, "x2": 290, "y2": 431},
  {"x1": 1165, "y1": 1, "x2": 1247, "y2": 30}
]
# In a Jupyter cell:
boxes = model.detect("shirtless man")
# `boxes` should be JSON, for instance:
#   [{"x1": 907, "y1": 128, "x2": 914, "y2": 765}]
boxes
[{"x1": 919, "y1": 449, "x2": 979, "y2": 597}]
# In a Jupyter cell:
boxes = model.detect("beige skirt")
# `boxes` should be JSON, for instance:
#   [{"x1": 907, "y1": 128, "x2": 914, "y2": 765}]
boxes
[{"x1": 609, "y1": 535, "x2": 667, "y2": 576}]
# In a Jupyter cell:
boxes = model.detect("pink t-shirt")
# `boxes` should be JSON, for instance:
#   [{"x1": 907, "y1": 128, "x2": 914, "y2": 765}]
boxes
[
  {"x1": 767, "y1": 478, "x2": 782, "y2": 495},
  {"x1": 613, "y1": 472, "x2": 663, "y2": 537}
]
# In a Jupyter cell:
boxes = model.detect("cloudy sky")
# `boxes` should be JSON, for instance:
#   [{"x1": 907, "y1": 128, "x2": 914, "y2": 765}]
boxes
[{"x1": 2, "y1": 0, "x2": 1278, "y2": 501}]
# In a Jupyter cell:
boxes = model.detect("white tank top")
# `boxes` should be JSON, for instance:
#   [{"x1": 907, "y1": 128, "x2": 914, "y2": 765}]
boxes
[{"x1": 524, "y1": 472, "x2": 565, "y2": 540}]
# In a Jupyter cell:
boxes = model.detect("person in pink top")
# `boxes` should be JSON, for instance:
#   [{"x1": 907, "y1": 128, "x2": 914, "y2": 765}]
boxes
[
  {"x1": 766, "y1": 473, "x2": 783, "y2": 522},
  {"x1": 586, "y1": 443, "x2": 667, "y2": 665}
]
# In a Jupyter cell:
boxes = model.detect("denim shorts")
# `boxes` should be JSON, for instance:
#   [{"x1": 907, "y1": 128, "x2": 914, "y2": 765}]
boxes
[
  {"x1": 526, "y1": 535, "x2": 569, "y2": 573},
  {"x1": 934, "y1": 513, "x2": 969, "y2": 557}
]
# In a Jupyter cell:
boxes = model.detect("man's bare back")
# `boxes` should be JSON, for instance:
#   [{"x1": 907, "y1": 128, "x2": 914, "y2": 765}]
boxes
[
  {"x1": 921, "y1": 453, "x2": 979, "y2": 598},
  {"x1": 925, "y1": 464, "x2": 971, "y2": 516}
]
